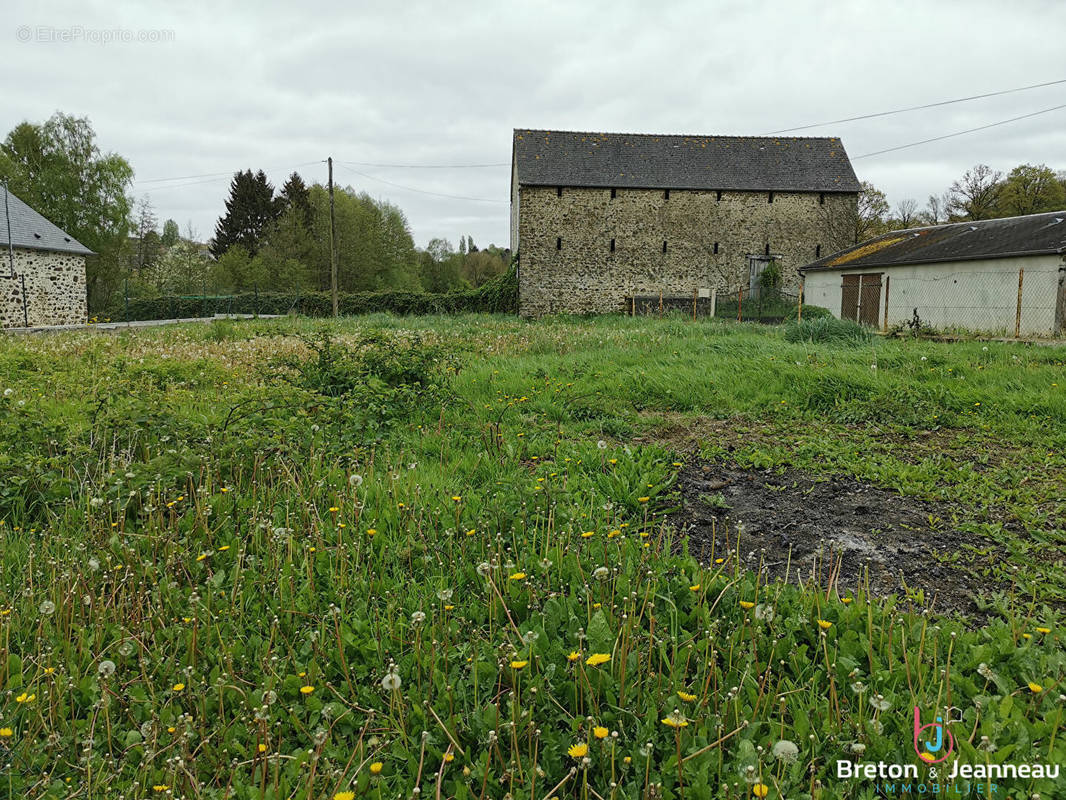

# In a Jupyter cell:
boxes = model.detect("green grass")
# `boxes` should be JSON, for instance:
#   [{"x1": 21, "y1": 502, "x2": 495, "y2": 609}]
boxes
[{"x1": 0, "y1": 314, "x2": 1063, "y2": 799}]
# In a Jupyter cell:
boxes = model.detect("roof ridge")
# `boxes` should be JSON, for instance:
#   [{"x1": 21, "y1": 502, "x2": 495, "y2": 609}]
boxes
[{"x1": 512, "y1": 128, "x2": 843, "y2": 142}]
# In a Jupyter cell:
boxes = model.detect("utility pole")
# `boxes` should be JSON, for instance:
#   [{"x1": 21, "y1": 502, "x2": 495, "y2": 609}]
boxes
[{"x1": 327, "y1": 156, "x2": 338, "y2": 317}]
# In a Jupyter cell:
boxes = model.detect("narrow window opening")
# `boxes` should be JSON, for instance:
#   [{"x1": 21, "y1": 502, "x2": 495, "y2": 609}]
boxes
[
  {"x1": 610, "y1": 238, "x2": 615, "y2": 252},
  {"x1": 664, "y1": 189, "x2": 670, "y2": 200},
  {"x1": 815, "y1": 244, "x2": 822, "y2": 258},
  {"x1": 713, "y1": 242, "x2": 719, "y2": 254},
  {"x1": 662, "y1": 240, "x2": 667, "y2": 253},
  {"x1": 764, "y1": 243, "x2": 770, "y2": 256},
  {"x1": 716, "y1": 190, "x2": 722, "y2": 201},
  {"x1": 818, "y1": 192, "x2": 825, "y2": 205},
  {"x1": 556, "y1": 237, "x2": 562, "y2": 250},
  {"x1": 610, "y1": 188, "x2": 617, "y2": 199},
  {"x1": 556, "y1": 186, "x2": 563, "y2": 197},
  {"x1": 768, "y1": 192, "x2": 774, "y2": 204}
]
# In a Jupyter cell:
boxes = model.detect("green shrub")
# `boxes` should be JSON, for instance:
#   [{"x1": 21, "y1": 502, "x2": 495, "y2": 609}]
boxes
[
  {"x1": 783, "y1": 316, "x2": 872, "y2": 345},
  {"x1": 784, "y1": 303, "x2": 832, "y2": 321}
]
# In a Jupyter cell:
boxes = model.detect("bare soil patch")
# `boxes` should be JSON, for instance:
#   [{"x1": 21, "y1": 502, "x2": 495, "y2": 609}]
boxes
[{"x1": 671, "y1": 461, "x2": 1005, "y2": 616}]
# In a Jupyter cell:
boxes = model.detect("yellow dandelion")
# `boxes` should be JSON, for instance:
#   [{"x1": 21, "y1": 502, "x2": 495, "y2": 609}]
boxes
[
  {"x1": 443, "y1": 752, "x2": 455, "y2": 762},
  {"x1": 593, "y1": 726, "x2": 609, "y2": 739},
  {"x1": 172, "y1": 683, "x2": 184, "y2": 692},
  {"x1": 300, "y1": 685, "x2": 315, "y2": 695},
  {"x1": 465, "y1": 529, "x2": 476, "y2": 536},
  {"x1": 568, "y1": 742, "x2": 589, "y2": 758},
  {"x1": 15, "y1": 693, "x2": 35, "y2": 703},
  {"x1": 451, "y1": 496, "x2": 462, "y2": 502},
  {"x1": 196, "y1": 553, "x2": 208, "y2": 562},
  {"x1": 661, "y1": 714, "x2": 689, "y2": 728},
  {"x1": 582, "y1": 531, "x2": 595, "y2": 538},
  {"x1": 366, "y1": 528, "x2": 377, "y2": 536},
  {"x1": 153, "y1": 786, "x2": 170, "y2": 793},
  {"x1": 841, "y1": 597, "x2": 853, "y2": 604},
  {"x1": 1028, "y1": 682, "x2": 1043, "y2": 693},
  {"x1": 510, "y1": 660, "x2": 529, "y2": 670},
  {"x1": 369, "y1": 761, "x2": 383, "y2": 775},
  {"x1": 258, "y1": 743, "x2": 267, "y2": 753},
  {"x1": 623, "y1": 755, "x2": 632, "y2": 764},
  {"x1": 817, "y1": 620, "x2": 833, "y2": 630},
  {"x1": 567, "y1": 651, "x2": 581, "y2": 662},
  {"x1": 608, "y1": 529, "x2": 621, "y2": 538},
  {"x1": 1036, "y1": 627, "x2": 1051, "y2": 634},
  {"x1": 585, "y1": 653, "x2": 611, "y2": 667},
  {"x1": 689, "y1": 584, "x2": 700, "y2": 592},
  {"x1": 677, "y1": 691, "x2": 697, "y2": 702},
  {"x1": 753, "y1": 784, "x2": 769, "y2": 798},
  {"x1": 328, "y1": 506, "x2": 339, "y2": 512},
  {"x1": 1023, "y1": 633, "x2": 1032, "y2": 640},
  {"x1": 739, "y1": 601, "x2": 755, "y2": 610},
  {"x1": 334, "y1": 793, "x2": 355, "y2": 800},
  {"x1": 0, "y1": 727, "x2": 12, "y2": 738},
  {"x1": 637, "y1": 496, "x2": 650, "y2": 503},
  {"x1": 218, "y1": 545, "x2": 230, "y2": 552},
  {"x1": 509, "y1": 572, "x2": 526, "y2": 581}
]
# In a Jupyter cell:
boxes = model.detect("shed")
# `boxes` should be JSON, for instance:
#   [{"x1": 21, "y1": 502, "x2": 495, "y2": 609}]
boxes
[{"x1": 799, "y1": 212, "x2": 1066, "y2": 337}]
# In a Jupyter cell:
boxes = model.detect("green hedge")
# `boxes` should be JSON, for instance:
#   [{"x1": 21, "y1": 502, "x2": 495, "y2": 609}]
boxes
[{"x1": 108, "y1": 267, "x2": 518, "y2": 322}]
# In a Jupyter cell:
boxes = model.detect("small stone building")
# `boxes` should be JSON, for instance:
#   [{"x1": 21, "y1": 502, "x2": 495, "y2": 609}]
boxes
[
  {"x1": 510, "y1": 129, "x2": 860, "y2": 317},
  {"x1": 1, "y1": 188, "x2": 91, "y2": 328},
  {"x1": 800, "y1": 212, "x2": 1066, "y2": 337}
]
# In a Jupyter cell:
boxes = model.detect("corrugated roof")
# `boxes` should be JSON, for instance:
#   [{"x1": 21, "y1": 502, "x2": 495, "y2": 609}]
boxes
[
  {"x1": 512, "y1": 129, "x2": 861, "y2": 193},
  {"x1": 801, "y1": 211, "x2": 1066, "y2": 272},
  {"x1": 0, "y1": 187, "x2": 94, "y2": 255}
]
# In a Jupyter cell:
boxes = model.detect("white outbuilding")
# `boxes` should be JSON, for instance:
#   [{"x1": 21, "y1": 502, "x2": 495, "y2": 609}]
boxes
[{"x1": 799, "y1": 212, "x2": 1066, "y2": 337}]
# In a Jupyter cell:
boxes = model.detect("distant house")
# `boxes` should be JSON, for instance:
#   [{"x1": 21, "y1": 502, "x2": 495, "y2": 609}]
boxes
[
  {"x1": 510, "y1": 129, "x2": 861, "y2": 317},
  {"x1": 800, "y1": 212, "x2": 1066, "y2": 337},
  {"x1": 1, "y1": 187, "x2": 92, "y2": 327}
]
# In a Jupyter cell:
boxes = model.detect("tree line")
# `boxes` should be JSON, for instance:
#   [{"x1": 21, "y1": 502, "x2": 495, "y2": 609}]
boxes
[
  {"x1": 851, "y1": 163, "x2": 1066, "y2": 243},
  {"x1": 0, "y1": 112, "x2": 509, "y2": 312}
]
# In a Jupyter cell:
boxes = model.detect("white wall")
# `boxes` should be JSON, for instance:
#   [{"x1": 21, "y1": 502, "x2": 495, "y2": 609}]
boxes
[{"x1": 802, "y1": 254, "x2": 1063, "y2": 336}]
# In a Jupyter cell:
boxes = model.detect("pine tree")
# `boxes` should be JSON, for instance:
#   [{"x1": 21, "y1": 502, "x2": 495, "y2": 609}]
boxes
[
  {"x1": 279, "y1": 172, "x2": 313, "y2": 229},
  {"x1": 210, "y1": 170, "x2": 279, "y2": 258}
]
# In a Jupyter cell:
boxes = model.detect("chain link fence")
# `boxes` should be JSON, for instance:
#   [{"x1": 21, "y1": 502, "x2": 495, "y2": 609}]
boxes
[{"x1": 626, "y1": 286, "x2": 803, "y2": 324}]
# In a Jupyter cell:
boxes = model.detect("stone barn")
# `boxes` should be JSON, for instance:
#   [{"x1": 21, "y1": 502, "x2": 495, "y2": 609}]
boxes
[
  {"x1": 510, "y1": 129, "x2": 860, "y2": 317},
  {"x1": 1, "y1": 188, "x2": 91, "y2": 328}
]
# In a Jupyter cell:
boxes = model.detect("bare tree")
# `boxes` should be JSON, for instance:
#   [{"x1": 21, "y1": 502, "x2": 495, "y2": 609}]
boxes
[
  {"x1": 924, "y1": 193, "x2": 949, "y2": 225},
  {"x1": 890, "y1": 198, "x2": 919, "y2": 229},
  {"x1": 947, "y1": 164, "x2": 1002, "y2": 221}
]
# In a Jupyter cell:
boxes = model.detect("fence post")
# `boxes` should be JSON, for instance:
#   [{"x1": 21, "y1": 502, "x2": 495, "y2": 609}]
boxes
[
  {"x1": 797, "y1": 278, "x2": 804, "y2": 322},
  {"x1": 202, "y1": 275, "x2": 208, "y2": 319},
  {"x1": 124, "y1": 275, "x2": 129, "y2": 323},
  {"x1": 737, "y1": 286, "x2": 743, "y2": 322},
  {"x1": 710, "y1": 288, "x2": 717, "y2": 318},
  {"x1": 882, "y1": 275, "x2": 890, "y2": 333},
  {"x1": 692, "y1": 287, "x2": 697, "y2": 321},
  {"x1": 1015, "y1": 268, "x2": 1024, "y2": 338},
  {"x1": 631, "y1": 296, "x2": 635, "y2": 317},
  {"x1": 658, "y1": 290, "x2": 663, "y2": 317}
]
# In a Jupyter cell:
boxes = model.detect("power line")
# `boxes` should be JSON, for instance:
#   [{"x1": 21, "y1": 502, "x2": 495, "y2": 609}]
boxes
[
  {"x1": 338, "y1": 160, "x2": 508, "y2": 169},
  {"x1": 766, "y1": 77, "x2": 1066, "y2": 134},
  {"x1": 852, "y1": 103, "x2": 1066, "y2": 159},
  {"x1": 335, "y1": 163, "x2": 507, "y2": 204},
  {"x1": 134, "y1": 161, "x2": 321, "y2": 185}
]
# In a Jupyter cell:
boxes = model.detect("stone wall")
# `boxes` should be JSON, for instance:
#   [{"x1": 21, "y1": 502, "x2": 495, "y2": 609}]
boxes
[
  {"x1": 0, "y1": 247, "x2": 87, "y2": 328},
  {"x1": 515, "y1": 186, "x2": 857, "y2": 317}
]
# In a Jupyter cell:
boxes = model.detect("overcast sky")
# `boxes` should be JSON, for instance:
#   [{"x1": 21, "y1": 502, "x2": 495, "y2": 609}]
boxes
[{"x1": 4, "y1": 0, "x2": 1066, "y2": 248}]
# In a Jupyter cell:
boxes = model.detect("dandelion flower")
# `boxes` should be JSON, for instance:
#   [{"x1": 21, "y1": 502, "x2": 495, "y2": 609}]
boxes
[
  {"x1": 567, "y1": 651, "x2": 581, "y2": 662},
  {"x1": 0, "y1": 728, "x2": 12, "y2": 738},
  {"x1": 817, "y1": 620, "x2": 833, "y2": 630},
  {"x1": 258, "y1": 743, "x2": 267, "y2": 753},
  {"x1": 382, "y1": 671, "x2": 402, "y2": 691},
  {"x1": 1029, "y1": 682, "x2": 1043, "y2": 693},
  {"x1": 593, "y1": 726, "x2": 609, "y2": 739},
  {"x1": 739, "y1": 601, "x2": 755, "y2": 610},
  {"x1": 369, "y1": 762, "x2": 383, "y2": 775},
  {"x1": 334, "y1": 793, "x2": 355, "y2": 800},
  {"x1": 677, "y1": 691, "x2": 697, "y2": 702},
  {"x1": 772, "y1": 739, "x2": 799, "y2": 763},
  {"x1": 510, "y1": 660, "x2": 528, "y2": 670},
  {"x1": 689, "y1": 584, "x2": 700, "y2": 592},
  {"x1": 581, "y1": 531, "x2": 595, "y2": 538},
  {"x1": 753, "y1": 784, "x2": 769, "y2": 798},
  {"x1": 1036, "y1": 627, "x2": 1051, "y2": 634},
  {"x1": 568, "y1": 743, "x2": 588, "y2": 758},
  {"x1": 451, "y1": 496, "x2": 462, "y2": 502},
  {"x1": 509, "y1": 572, "x2": 526, "y2": 581},
  {"x1": 443, "y1": 752, "x2": 454, "y2": 762},
  {"x1": 585, "y1": 653, "x2": 611, "y2": 667},
  {"x1": 366, "y1": 529, "x2": 377, "y2": 536},
  {"x1": 661, "y1": 712, "x2": 689, "y2": 728},
  {"x1": 152, "y1": 786, "x2": 170, "y2": 793},
  {"x1": 637, "y1": 496, "x2": 650, "y2": 503},
  {"x1": 300, "y1": 685, "x2": 315, "y2": 695},
  {"x1": 172, "y1": 683, "x2": 185, "y2": 692},
  {"x1": 15, "y1": 693, "x2": 35, "y2": 703}
]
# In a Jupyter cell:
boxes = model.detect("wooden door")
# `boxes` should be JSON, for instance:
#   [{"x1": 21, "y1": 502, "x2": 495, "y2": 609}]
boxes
[
  {"x1": 841, "y1": 275, "x2": 860, "y2": 321},
  {"x1": 841, "y1": 273, "x2": 882, "y2": 326},
  {"x1": 858, "y1": 273, "x2": 882, "y2": 326}
]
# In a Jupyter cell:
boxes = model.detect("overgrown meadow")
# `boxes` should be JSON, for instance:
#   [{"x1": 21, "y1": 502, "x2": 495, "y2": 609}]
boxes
[{"x1": 0, "y1": 315, "x2": 1064, "y2": 800}]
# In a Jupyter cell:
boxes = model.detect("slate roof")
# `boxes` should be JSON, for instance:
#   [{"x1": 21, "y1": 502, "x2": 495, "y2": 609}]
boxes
[
  {"x1": 0, "y1": 187, "x2": 94, "y2": 255},
  {"x1": 512, "y1": 129, "x2": 861, "y2": 193},
  {"x1": 801, "y1": 211, "x2": 1066, "y2": 272}
]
